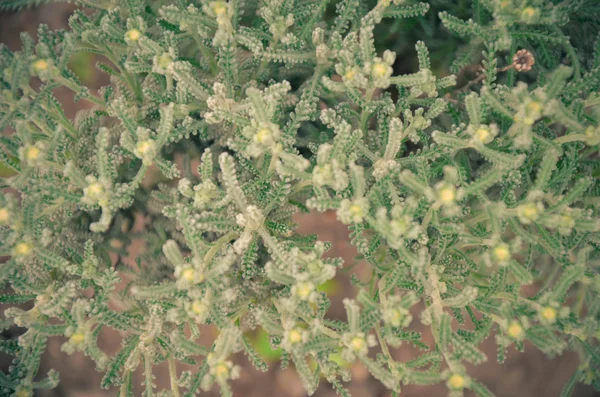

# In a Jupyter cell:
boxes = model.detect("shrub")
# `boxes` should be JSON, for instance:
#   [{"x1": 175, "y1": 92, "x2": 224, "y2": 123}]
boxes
[{"x1": 0, "y1": 0, "x2": 600, "y2": 396}]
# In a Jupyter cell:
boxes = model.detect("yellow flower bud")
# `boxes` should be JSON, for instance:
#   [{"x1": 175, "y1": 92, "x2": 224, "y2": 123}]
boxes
[
  {"x1": 191, "y1": 300, "x2": 208, "y2": 315},
  {"x1": 475, "y1": 128, "x2": 490, "y2": 142},
  {"x1": 493, "y1": 244, "x2": 511, "y2": 262},
  {"x1": 214, "y1": 362, "x2": 229, "y2": 378},
  {"x1": 518, "y1": 202, "x2": 541, "y2": 223},
  {"x1": 372, "y1": 62, "x2": 389, "y2": 79},
  {"x1": 448, "y1": 374, "x2": 465, "y2": 389},
  {"x1": 25, "y1": 146, "x2": 41, "y2": 161},
  {"x1": 295, "y1": 282, "x2": 313, "y2": 300},
  {"x1": 87, "y1": 182, "x2": 104, "y2": 197},
  {"x1": 14, "y1": 242, "x2": 32, "y2": 257},
  {"x1": 33, "y1": 59, "x2": 49, "y2": 72},
  {"x1": 541, "y1": 307, "x2": 557, "y2": 323},
  {"x1": 182, "y1": 268, "x2": 196, "y2": 282},
  {"x1": 507, "y1": 322, "x2": 523, "y2": 339},
  {"x1": 521, "y1": 7, "x2": 537, "y2": 19},
  {"x1": 344, "y1": 70, "x2": 356, "y2": 81},
  {"x1": 560, "y1": 213, "x2": 575, "y2": 229},
  {"x1": 438, "y1": 187, "x2": 455, "y2": 204},
  {"x1": 288, "y1": 328, "x2": 303, "y2": 344},
  {"x1": 389, "y1": 309, "x2": 403, "y2": 327},
  {"x1": 527, "y1": 101, "x2": 542, "y2": 113},
  {"x1": 125, "y1": 29, "x2": 141, "y2": 42},
  {"x1": 523, "y1": 206, "x2": 537, "y2": 218},
  {"x1": 157, "y1": 53, "x2": 173, "y2": 69},
  {"x1": 136, "y1": 140, "x2": 154, "y2": 156},
  {"x1": 0, "y1": 208, "x2": 9, "y2": 223},
  {"x1": 254, "y1": 128, "x2": 271, "y2": 144},
  {"x1": 350, "y1": 336, "x2": 366, "y2": 352},
  {"x1": 70, "y1": 332, "x2": 86, "y2": 345},
  {"x1": 212, "y1": 2, "x2": 228, "y2": 16},
  {"x1": 349, "y1": 204, "x2": 364, "y2": 217},
  {"x1": 585, "y1": 126, "x2": 595, "y2": 139}
]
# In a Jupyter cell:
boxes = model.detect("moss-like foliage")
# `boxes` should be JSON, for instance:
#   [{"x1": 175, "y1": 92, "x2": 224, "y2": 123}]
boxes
[{"x1": 0, "y1": 0, "x2": 600, "y2": 396}]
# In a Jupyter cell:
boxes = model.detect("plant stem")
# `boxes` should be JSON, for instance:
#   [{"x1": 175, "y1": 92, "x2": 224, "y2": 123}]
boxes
[
  {"x1": 120, "y1": 371, "x2": 131, "y2": 397},
  {"x1": 55, "y1": 76, "x2": 105, "y2": 107},
  {"x1": 554, "y1": 133, "x2": 586, "y2": 145},
  {"x1": 204, "y1": 231, "x2": 238, "y2": 264},
  {"x1": 168, "y1": 355, "x2": 180, "y2": 397}
]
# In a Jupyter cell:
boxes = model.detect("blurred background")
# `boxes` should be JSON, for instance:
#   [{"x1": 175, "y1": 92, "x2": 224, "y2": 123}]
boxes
[{"x1": 0, "y1": 3, "x2": 598, "y2": 397}]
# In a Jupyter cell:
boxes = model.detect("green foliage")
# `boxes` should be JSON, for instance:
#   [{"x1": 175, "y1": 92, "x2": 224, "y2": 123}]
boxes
[{"x1": 0, "y1": 0, "x2": 600, "y2": 397}]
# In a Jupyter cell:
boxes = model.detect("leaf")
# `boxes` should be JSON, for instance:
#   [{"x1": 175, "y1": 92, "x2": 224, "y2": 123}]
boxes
[
  {"x1": 383, "y1": 3, "x2": 430, "y2": 19},
  {"x1": 405, "y1": 369, "x2": 442, "y2": 385},
  {"x1": 334, "y1": 0, "x2": 360, "y2": 34},
  {"x1": 450, "y1": 333, "x2": 486, "y2": 364},
  {"x1": 559, "y1": 369, "x2": 582, "y2": 397},
  {"x1": 465, "y1": 92, "x2": 481, "y2": 126},
  {"x1": 0, "y1": 149, "x2": 21, "y2": 175},
  {"x1": 443, "y1": 286, "x2": 478, "y2": 308},
  {"x1": 360, "y1": 356, "x2": 398, "y2": 390},
  {"x1": 439, "y1": 12, "x2": 484, "y2": 38},
  {"x1": 577, "y1": 338, "x2": 600, "y2": 365},
  {"x1": 507, "y1": 261, "x2": 533, "y2": 285},
  {"x1": 156, "y1": 103, "x2": 175, "y2": 146},
  {"x1": 0, "y1": 339, "x2": 21, "y2": 355},
  {"x1": 193, "y1": 212, "x2": 241, "y2": 233},
  {"x1": 0, "y1": 0, "x2": 67, "y2": 12},
  {"x1": 415, "y1": 41, "x2": 431, "y2": 71},
  {"x1": 0, "y1": 294, "x2": 36, "y2": 304},
  {"x1": 552, "y1": 264, "x2": 585, "y2": 302},
  {"x1": 475, "y1": 146, "x2": 525, "y2": 169},
  {"x1": 292, "y1": 352, "x2": 318, "y2": 395},
  {"x1": 31, "y1": 369, "x2": 60, "y2": 390},
  {"x1": 251, "y1": 329, "x2": 282, "y2": 362},
  {"x1": 528, "y1": 326, "x2": 566, "y2": 357},
  {"x1": 219, "y1": 153, "x2": 248, "y2": 210},
  {"x1": 437, "y1": 312, "x2": 452, "y2": 349},
  {"x1": 405, "y1": 352, "x2": 442, "y2": 368},
  {"x1": 511, "y1": 30, "x2": 568, "y2": 46},
  {"x1": 471, "y1": 379, "x2": 495, "y2": 397},
  {"x1": 101, "y1": 336, "x2": 140, "y2": 389},
  {"x1": 242, "y1": 336, "x2": 269, "y2": 372},
  {"x1": 171, "y1": 62, "x2": 211, "y2": 100}
]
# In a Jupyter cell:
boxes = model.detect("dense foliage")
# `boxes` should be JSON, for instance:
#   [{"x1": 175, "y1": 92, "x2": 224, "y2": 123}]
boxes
[{"x1": 1, "y1": 0, "x2": 600, "y2": 396}]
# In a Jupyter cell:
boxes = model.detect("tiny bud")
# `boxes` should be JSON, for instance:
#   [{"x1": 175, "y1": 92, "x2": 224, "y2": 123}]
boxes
[
  {"x1": 14, "y1": 242, "x2": 33, "y2": 257},
  {"x1": 540, "y1": 306, "x2": 557, "y2": 323},
  {"x1": 70, "y1": 332, "x2": 86, "y2": 345},
  {"x1": 33, "y1": 59, "x2": 49, "y2": 73},
  {"x1": 125, "y1": 29, "x2": 141, "y2": 42},
  {"x1": 492, "y1": 243, "x2": 511, "y2": 264},
  {"x1": 448, "y1": 374, "x2": 465, "y2": 390},
  {"x1": 0, "y1": 207, "x2": 10, "y2": 224},
  {"x1": 372, "y1": 62, "x2": 391, "y2": 79},
  {"x1": 520, "y1": 7, "x2": 540, "y2": 23},
  {"x1": 507, "y1": 321, "x2": 524, "y2": 340}
]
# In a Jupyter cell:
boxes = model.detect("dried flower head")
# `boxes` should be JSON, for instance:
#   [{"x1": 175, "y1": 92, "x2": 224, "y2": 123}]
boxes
[{"x1": 512, "y1": 49, "x2": 535, "y2": 72}]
